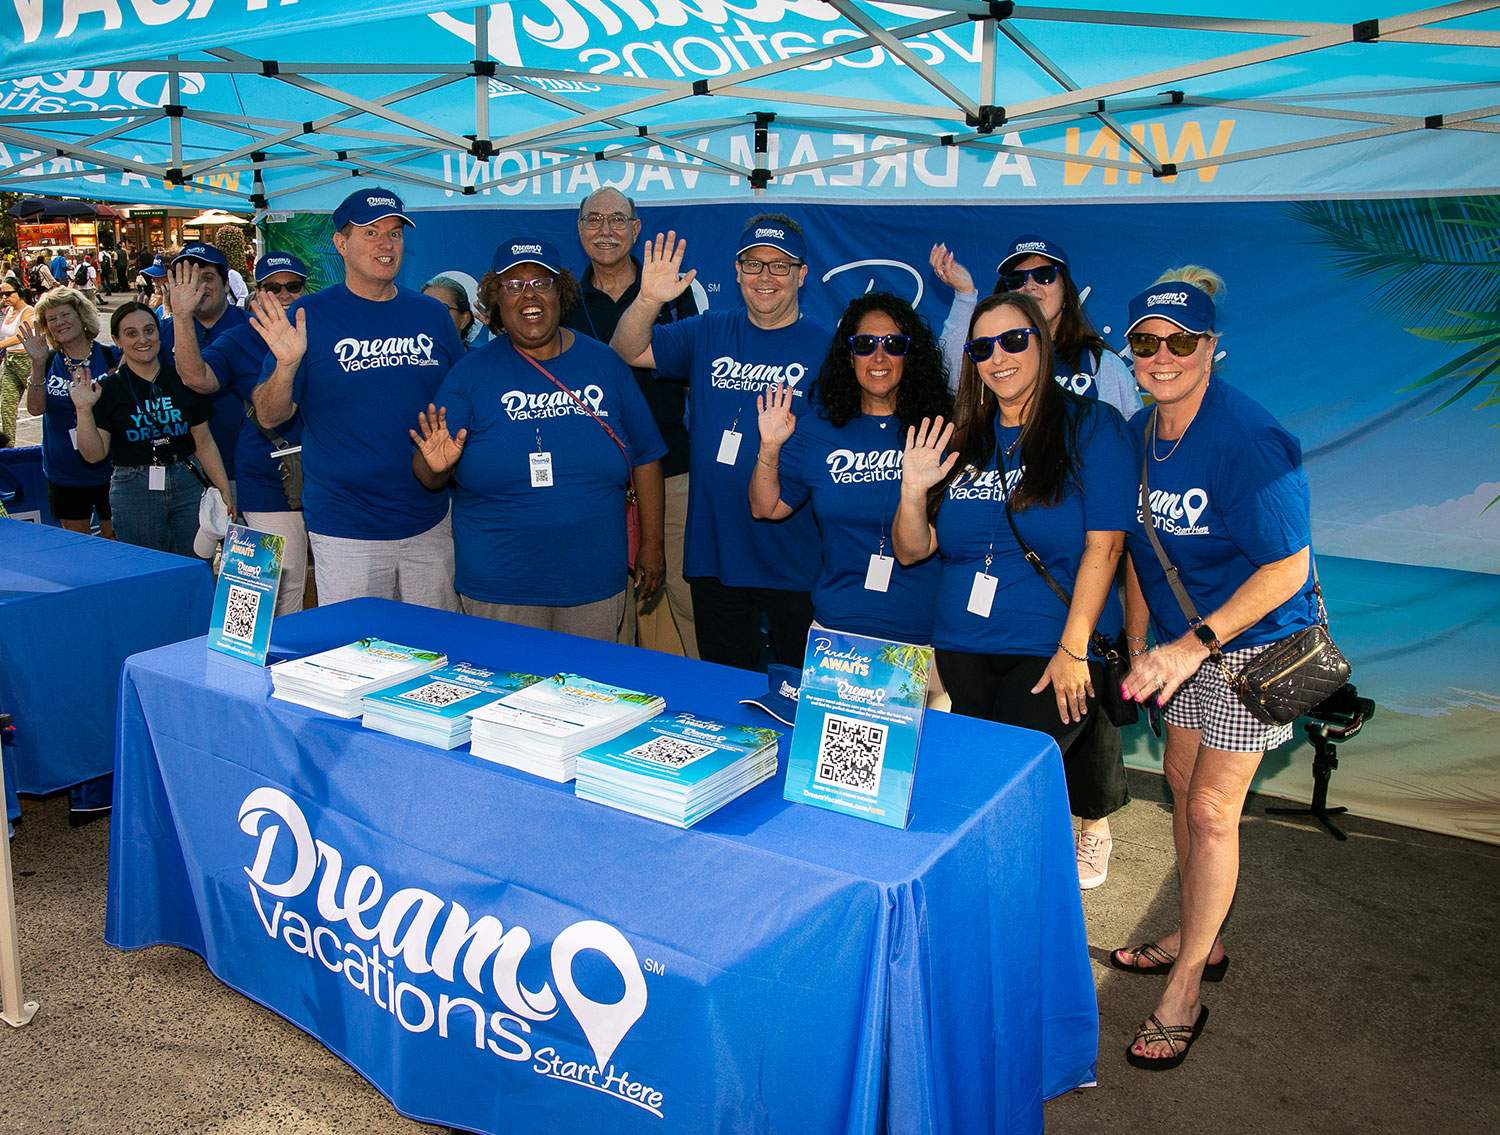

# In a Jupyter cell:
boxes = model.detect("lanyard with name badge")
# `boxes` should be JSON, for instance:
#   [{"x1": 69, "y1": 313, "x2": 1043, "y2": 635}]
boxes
[
  {"x1": 124, "y1": 367, "x2": 171, "y2": 490},
  {"x1": 717, "y1": 407, "x2": 743, "y2": 465},
  {"x1": 864, "y1": 460, "x2": 900, "y2": 593},
  {"x1": 529, "y1": 427, "x2": 554, "y2": 488},
  {"x1": 967, "y1": 435, "x2": 1021, "y2": 617}
]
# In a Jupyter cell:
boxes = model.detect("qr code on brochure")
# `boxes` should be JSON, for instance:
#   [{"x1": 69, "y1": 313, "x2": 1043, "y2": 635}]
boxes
[
  {"x1": 222, "y1": 585, "x2": 261, "y2": 644},
  {"x1": 625, "y1": 735, "x2": 716, "y2": 769},
  {"x1": 814, "y1": 713, "x2": 887, "y2": 796},
  {"x1": 400, "y1": 681, "x2": 472, "y2": 708}
]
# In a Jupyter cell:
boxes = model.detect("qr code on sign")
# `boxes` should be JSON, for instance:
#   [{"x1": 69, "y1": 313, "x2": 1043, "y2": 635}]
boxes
[
  {"x1": 625, "y1": 736, "x2": 715, "y2": 769},
  {"x1": 222, "y1": 585, "x2": 261, "y2": 644},
  {"x1": 814, "y1": 713, "x2": 888, "y2": 796},
  {"x1": 400, "y1": 681, "x2": 473, "y2": 708}
]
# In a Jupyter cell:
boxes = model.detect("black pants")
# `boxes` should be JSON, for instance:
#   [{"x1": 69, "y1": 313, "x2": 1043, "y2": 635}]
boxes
[
  {"x1": 689, "y1": 577, "x2": 814, "y2": 671},
  {"x1": 936, "y1": 649, "x2": 1129, "y2": 821}
]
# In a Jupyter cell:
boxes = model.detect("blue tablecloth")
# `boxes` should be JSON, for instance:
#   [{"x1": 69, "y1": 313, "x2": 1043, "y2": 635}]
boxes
[
  {"x1": 0, "y1": 519, "x2": 214, "y2": 817},
  {"x1": 105, "y1": 598, "x2": 1097, "y2": 1134},
  {"x1": 0, "y1": 447, "x2": 53, "y2": 525}
]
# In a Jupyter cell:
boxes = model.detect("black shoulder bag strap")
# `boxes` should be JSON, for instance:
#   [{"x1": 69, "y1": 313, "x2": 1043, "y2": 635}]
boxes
[{"x1": 1001, "y1": 459, "x2": 1119, "y2": 662}]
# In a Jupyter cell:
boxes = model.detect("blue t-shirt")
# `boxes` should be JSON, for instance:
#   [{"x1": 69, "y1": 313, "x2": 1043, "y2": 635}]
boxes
[
  {"x1": 777, "y1": 411, "x2": 939, "y2": 643},
  {"x1": 932, "y1": 398, "x2": 1136, "y2": 657},
  {"x1": 651, "y1": 308, "x2": 826, "y2": 590},
  {"x1": 203, "y1": 323, "x2": 303, "y2": 515},
  {"x1": 436, "y1": 332, "x2": 666, "y2": 607},
  {"x1": 160, "y1": 305, "x2": 250, "y2": 480},
  {"x1": 1127, "y1": 379, "x2": 1318, "y2": 649},
  {"x1": 38, "y1": 344, "x2": 115, "y2": 487},
  {"x1": 261, "y1": 284, "x2": 463, "y2": 540}
]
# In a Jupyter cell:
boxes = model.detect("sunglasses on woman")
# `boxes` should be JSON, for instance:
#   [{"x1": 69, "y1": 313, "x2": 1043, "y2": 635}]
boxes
[
  {"x1": 0, "y1": 290, "x2": 16, "y2": 297},
  {"x1": 964, "y1": 327, "x2": 1040, "y2": 362},
  {"x1": 998, "y1": 264, "x2": 1059, "y2": 290},
  {"x1": 847, "y1": 333, "x2": 911, "y2": 357},
  {"x1": 258, "y1": 280, "x2": 305, "y2": 296},
  {"x1": 1127, "y1": 330, "x2": 1208, "y2": 358}
]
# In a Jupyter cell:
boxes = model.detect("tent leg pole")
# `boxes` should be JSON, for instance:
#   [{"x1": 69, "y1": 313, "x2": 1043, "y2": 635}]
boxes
[{"x1": 0, "y1": 752, "x2": 39, "y2": 1028}]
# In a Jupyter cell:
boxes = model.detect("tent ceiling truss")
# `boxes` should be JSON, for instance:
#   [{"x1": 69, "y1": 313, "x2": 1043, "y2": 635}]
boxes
[{"x1": 1, "y1": 1, "x2": 1497, "y2": 206}]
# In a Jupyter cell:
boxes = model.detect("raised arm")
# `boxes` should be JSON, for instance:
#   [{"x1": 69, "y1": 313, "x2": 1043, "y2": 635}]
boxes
[
  {"x1": 248, "y1": 289, "x2": 305, "y2": 427},
  {"x1": 70, "y1": 375, "x2": 109, "y2": 463},
  {"x1": 610, "y1": 231, "x2": 695, "y2": 369},
  {"x1": 167, "y1": 262, "x2": 221, "y2": 393},
  {"x1": 748, "y1": 382, "x2": 797, "y2": 521},
  {"x1": 21, "y1": 321, "x2": 49, "y2": 417},
  {"x1": 409, "y1": 403, "x2": 466, "y2": 491},
  {"x1": 892, "y1": 416, "x2": 956, "y2": 565}
]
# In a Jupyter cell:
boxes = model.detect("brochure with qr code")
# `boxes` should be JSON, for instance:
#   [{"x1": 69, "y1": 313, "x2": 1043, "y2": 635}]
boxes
[
  {"x1": 360, "y1": 664, "x2": 546, "y2": 749},
  {"x1": 207, "y1": 524, "x2": 285, "y2": 666},
  {"x1": 575, "y1": 712, "x2": 782, "y2": 827},
  {"x1": 782, "y1": 629, "x2": 933, "y2": 830},
  {"x1": 270, "y1": 639, "x2": 447, "y2": 718}
]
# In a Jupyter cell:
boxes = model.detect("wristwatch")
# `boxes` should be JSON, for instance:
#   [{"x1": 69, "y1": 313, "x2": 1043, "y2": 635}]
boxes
[{"x1": 1192, "y1": 623, "x2": 1221, "y2": 652}]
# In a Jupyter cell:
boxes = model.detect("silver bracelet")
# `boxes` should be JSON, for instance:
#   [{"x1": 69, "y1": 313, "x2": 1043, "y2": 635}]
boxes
[{"x1": 1057, "y1": 641, "x2": 1088, "y2": 663}]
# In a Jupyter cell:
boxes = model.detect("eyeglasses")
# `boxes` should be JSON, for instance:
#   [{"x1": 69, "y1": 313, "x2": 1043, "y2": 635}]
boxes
[
  {"x1": 847, "y1": 333, "x2": 911, "y2": 357},
  {"x1": 738, "y1": 259, "x2": 800, "y2": 276},
  {"x1": 258, "y1": 280, "x2": 305, "y2": 296},
  {"x1": 0, "y1": 290, "x2": 16, "y2": 297},
  {"x1": 581, "y1": 212, "x2": 634, "y2": 231},
  {"x1": 1127, "y1": 330, "x2": 1207, "y2": 358},
  {"x1": 964, "y1": 328, "x2": 1040, "y2": 362},
  {"x1": 499, "y1": 276, "x2": 556, "y2": 295},
  {"x1": 998, "y1": 264, "x2": 1060, "y2": 290}
]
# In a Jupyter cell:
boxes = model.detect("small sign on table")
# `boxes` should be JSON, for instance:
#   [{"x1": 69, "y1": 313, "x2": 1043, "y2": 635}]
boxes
[{"x1": 207, "y1": 523, "x2": 284, "y2": 665}]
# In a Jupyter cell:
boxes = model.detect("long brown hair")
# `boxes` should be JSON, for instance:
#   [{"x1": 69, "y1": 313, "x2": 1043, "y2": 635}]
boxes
[{"x1": 931, "y1": 291, "x2": 1086, "y2": 518}]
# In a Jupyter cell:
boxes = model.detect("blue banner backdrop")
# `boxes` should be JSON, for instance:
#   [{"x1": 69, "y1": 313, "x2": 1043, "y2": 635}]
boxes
[{"x1": 262, "y1": 194, "x2": 1500, "y2": 842}]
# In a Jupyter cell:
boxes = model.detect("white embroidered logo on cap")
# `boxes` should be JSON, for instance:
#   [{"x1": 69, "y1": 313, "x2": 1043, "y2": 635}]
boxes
[
  {"x1": 366, "y1": 195, "x2": 398, "y2": 208},
  {"x1": 1015, "y1": 241, "x2": 1047, "y2": 253},
  {"x1": 754, "y1": 227, "x2": 786, "y2": 240},
  {"x1": 1147, "y1": 291, "x2": 1190, "y2": 307},
  {"x1": 512, "y1": 243, "x2": 545, "y2": 255}
]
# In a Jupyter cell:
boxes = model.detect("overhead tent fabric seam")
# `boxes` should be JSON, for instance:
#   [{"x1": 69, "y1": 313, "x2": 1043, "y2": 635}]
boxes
[{"x1": 2, "y1": 2, "x2": 1499, "y2": 210}]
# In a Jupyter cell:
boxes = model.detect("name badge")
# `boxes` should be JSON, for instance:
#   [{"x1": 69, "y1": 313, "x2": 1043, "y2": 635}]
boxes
[
  {"x1": 69, "y1": 426, "x2": 79, "y2": 451},
  {"x1": 148, "y1": 465, "x2": 166, "y2": 491},
  {"x1": 864, "y1": 554, "x2": 894, "y2": 593},
  {"x1": 967, "y1": 571, "x2": 997, "y2": 618},
  {"x1": 716, "y1": 429, "x2": 742, "y2": 466},
  {"x1": 529, "y1": 451, "x2": 554, "y2": 488}
]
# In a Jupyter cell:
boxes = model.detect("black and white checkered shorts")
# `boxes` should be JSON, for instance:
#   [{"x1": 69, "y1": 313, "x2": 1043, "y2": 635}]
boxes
[{"x1": 1162, "y1": 641, "x2": 1297, "y2": 752}]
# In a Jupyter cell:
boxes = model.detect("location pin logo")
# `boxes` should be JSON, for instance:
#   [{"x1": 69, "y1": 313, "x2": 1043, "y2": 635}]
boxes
[
  {"x1": 1182, "y1": 488, "x2": 1208, "y2": 528},
  {"x1": 551, "y1": 920, "x2": 648, "y2": 1071}
]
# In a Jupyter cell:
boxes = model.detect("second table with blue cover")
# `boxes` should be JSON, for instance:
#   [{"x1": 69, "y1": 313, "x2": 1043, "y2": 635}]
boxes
[
  {"x1": 106, "y1": 598, "x2": 1097, "y2": 1133},
  {"x1": 0, "y1": 518, "x2": 213, "y2": 821}
]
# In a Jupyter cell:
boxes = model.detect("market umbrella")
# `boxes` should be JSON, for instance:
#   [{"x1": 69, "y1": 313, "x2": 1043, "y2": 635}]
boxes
[{"x1": 7, "y1": 197, "x2": 115, "y2": 219}]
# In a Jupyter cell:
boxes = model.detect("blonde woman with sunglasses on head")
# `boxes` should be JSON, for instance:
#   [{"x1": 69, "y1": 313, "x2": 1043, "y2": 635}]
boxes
[{"x1": 1112, "y1": 267, "x2": 1321, "y2": 1072}]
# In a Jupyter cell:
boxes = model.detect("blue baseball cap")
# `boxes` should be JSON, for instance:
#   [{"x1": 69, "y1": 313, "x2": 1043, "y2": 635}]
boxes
[
  {"x1": 491, "y1": 238, "x2": 562, "y2": 275},
  {"x1": 174, "y1": 242, "x2": 229, "y2": 276},
  {"x1": 738, "y1": 664, "x2": 801, "y2": 727},
  {"x1": 254, "y1": 252, "x2": 309, "y2": 283},
  {"x1": 997, "y1": 235, "x2": 1068, "y2": 273},
  {"x1": 331, "y1": 186, "x2": 414, "y2": 230},
  {"x1": 1126, "y1": 281, "x2": 1217, "y2": 334},
  {"x1": 141, "y1": 255, "x2": 166, "y2": 279},
  {"x1": 737, "y1": 219, "x2": 805, "y2": 263}
]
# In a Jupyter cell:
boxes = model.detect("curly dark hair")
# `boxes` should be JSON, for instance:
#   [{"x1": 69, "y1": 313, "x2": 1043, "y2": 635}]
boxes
[
  {"x1": 476, "y1": 267, "x2": 581, "y2": 336},
  {"x1": 814, "y1": 292, "x2": 952, "y2": 430}
]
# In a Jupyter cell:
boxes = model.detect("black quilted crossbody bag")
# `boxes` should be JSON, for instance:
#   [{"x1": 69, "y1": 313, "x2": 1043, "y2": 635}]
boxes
[{"x1": 1139, "y1": 410, "x2": 1349, "y2": 726}]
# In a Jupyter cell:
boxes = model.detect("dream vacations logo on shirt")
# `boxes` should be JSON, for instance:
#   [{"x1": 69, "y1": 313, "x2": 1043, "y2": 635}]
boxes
[
  {"x1": 500, "y1": 384, "x2": 607, "y2": 422},
  {"x1": 946, "y1": 464, "x2": 1023, "y2": 502},
  {"x1": 237, "y1": 788, "x2": 667, "y2": 1118},
  {"x1": 1140, "y1": 486, "x2": 1211, "y2": 535},
  {"x1": 707, "y1": 357, "x2": 806, "y2": 393},
  {"x1": 825, "y1": 448, "x2": 902, "y2": 485},
  {"x1": 332, "y1": 334, "x2": 439, "y2": 374}
]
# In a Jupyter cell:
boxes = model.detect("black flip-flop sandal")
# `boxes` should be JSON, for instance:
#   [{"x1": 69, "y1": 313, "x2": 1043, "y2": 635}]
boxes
[
  {"x1": 1125, "y1": 1005, "x2": 1209, "y2": 1071},
  {"x1": 1108, "y1": 941, "x2": 1229, "y2": 982}
]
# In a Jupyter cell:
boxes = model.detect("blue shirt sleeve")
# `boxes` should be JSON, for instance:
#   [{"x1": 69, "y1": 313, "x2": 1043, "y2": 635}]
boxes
[
  {"x1": 1216, "y1": 430, "x2": 1311, "y2": 566},
  {"x1": 613, "y1": 359, "x2": 667, "y2": 466},
  {"x1": 1078, "y1": 404, "x2": 1137, "y2": 532},
  {"x1": 650, "y1": 313, "x2": 699, "y2": 381}
]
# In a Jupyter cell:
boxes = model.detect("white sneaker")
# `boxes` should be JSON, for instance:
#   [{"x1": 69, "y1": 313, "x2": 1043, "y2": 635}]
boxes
[{"x1": 1076, "y1": 831, "x2": 1112, "y2": 890}]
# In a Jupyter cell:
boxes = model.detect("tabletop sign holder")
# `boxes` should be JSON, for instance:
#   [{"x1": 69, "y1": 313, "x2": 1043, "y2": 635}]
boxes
[
  {"x1": 783, "y1": 629, "x2": 933, "y2": 830},
  {"x1": 207, "y1": 524, "x2": 285, "y2": 666}
]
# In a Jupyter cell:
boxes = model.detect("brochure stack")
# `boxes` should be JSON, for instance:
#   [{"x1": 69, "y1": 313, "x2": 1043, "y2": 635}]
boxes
[
  {"x1": 360, "y1": 663, "x2": 544, "y2": 749},
  {"x1": 269, "y1": 639, "x2": 446, "y2": 718}
]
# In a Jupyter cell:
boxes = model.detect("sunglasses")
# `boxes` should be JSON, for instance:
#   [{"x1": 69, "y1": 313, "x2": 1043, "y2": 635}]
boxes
[
  {"x1": 847, "y1": 333, "x2": 911, "y2": 357},
  {"x1": 0, "y1": 290, "x2": 16, "y2": 297},
  {"x1": 258, "y1": 280, "x2": 305, "y2": 296},
  {"x1": 964, "y1": 327, "x2": 1040, "y2": 362},
  {"x1": 1127, "y1": 330, "x2": 1208, "y2": 358},
  {"x1": 998, "y1": 264, "x2": 1059, "y2": 290},
  {"x1": 499, "y1": 276, "x2": 556, "y2": 295}
]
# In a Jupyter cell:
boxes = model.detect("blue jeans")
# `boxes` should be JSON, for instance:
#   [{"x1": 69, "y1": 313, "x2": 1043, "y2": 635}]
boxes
[{"x1": 110, "y1": 463, "x2": 202, "y2": 556}]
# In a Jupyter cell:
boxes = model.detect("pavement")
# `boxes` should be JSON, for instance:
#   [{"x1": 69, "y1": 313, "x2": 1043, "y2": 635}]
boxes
[{"x1": 2, "y1": 767, "x2": 1496, "y2": 1134}]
